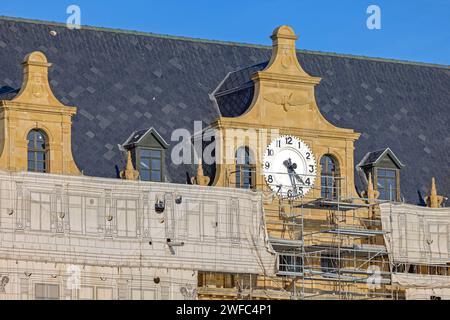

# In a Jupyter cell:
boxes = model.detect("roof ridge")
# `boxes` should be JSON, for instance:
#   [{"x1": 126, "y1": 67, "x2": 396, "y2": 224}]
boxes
[{"x1": 1, "y1": 15, "x2": 449, "y2": 69}]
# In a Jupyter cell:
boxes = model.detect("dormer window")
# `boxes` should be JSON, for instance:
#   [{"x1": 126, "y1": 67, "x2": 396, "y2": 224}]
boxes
[
  {"x1": 121, "y1": 128, "x2": 169, "y2": 182},
  {"x1": 357, "y1": 148, "x2": 405, "y2": 202}
]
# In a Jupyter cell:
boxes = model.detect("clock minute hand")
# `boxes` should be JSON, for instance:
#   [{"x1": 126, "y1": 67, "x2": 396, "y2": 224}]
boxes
[
  {"x1": 283, "y1": 158, "x2": 298, "y2": 196},
  {"x1": 284, "y1": 158, "x2": 305, "y2": 186}
]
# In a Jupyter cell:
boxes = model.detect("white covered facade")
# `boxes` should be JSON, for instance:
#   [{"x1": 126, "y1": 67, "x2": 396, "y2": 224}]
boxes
[
  {"x1": 380, "y1": 203, "x2": 450, "y2": 300},
  {"x1": 0, "y1": 171, "x2": 275, "y2": 300}
]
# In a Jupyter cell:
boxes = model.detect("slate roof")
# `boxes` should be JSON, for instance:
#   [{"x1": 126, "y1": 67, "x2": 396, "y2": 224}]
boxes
[{"x1": 0, "y1": 16, "x2": 449, "y2": 204}]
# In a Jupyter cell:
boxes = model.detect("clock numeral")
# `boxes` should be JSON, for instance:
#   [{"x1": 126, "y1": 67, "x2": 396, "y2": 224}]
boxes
[
  {"x1": 276, "y1": 140, "x2": 281, "y2": 148},
  {"x1": 277, "y1": 185, "x2": 282, "y2": 194},
  {"x1": 267, "y1": 149, "x2": 274, "y2": 156},
  {"x1": 309, "y1": 165, "x2": 315, "y2": 173},
  {"x1": 306, "y1": 152, "x2": 311, "y2": 160},
  {"x1": 297, "y1": 187, "x2": 304, "y2": 196},
  {"x1": 305, "y1": 178, "x2": 311, "y2": 185},
  {"x1": 298, "y1": 141, "x2": 301, "y2": 149},
  {"x1": 285, "y1": 136, "x2": 292, "y2": 145},
  {"x1": 287, "y1": 189, "x2": 294, "y2": 198},
  {"x1": 267, "y1": 175, "x2": 273, "y2": 183},
  {"x1": 264, "y1": 162, "x2": 270, "y2": 169}
]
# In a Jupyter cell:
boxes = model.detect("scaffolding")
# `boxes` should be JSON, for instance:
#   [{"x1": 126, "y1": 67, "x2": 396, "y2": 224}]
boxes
[
  {"x1": 197, "y1": 172, "x2": 400, "y2": 300},
  {"x1": 265, "y1": 175, "x2": 396, "y2": 300}
]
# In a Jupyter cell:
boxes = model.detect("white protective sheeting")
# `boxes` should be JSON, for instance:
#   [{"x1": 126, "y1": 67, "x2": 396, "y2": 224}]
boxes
[
  {"x1": 380, "y1": 203, "x2": 450, "y2": 299},
  {"x1": 392, "y1": 273, "x2": 450, "y2": 300},
  {"x1": 379, "y1": 203, "x2": 450, "y2": 265}
]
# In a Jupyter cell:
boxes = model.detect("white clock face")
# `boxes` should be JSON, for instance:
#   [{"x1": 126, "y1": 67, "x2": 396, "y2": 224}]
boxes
[{"x1": 262, "y1": 135, "x2": 316, "y2": 199}]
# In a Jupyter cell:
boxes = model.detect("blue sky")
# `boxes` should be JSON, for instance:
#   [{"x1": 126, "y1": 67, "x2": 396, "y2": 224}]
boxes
[{"x1": 1, "y1": 0, "x2": 449, "y2": 65}]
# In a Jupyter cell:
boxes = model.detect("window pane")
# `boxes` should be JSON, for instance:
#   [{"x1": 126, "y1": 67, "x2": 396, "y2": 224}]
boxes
[
  {"x1": 389, "y1": 189, "x2": 396, "y2": 201},
  {"x1": 47, "y1": 284, "x2": 60, "y2": 300},
  {"x1": 386, "y1": 177, "x2": 396, "y2": 190},
  {"x1": 35, "y1": 284, "x2": 45, "y2": 299},
  {"x1": 150, "y1": 150, "x2": 161, "y2": 158},
  {"x1": 141, "y1": 149, "x2": 161, "y2": 159},
  {"x1": 151, "y1": 159, "x2": 161, "y2": 170},
  {"x1": 379, "y1": 188, "x2": 386, "y2": 200},
  {"x1": 140, "y1": 159, "x2": 150, "y2": 169},
  {"x1": 36, "y1": 152, "x2": 45, "y2": 161},
  {"x1": 236, "y1": 147, "x2": 251, "y2": 165},
  {"x1": 386, "y1": 169, "x2": 396, "y2": 177},
  {"x1": 140, "y1": 170, "x2": 150, "y2": 181},
  {"x1": 140, "y1": 149, "x2": 152, "y2": 158},
  {"x1": 243, "y1": 175, "x2": 251, "y2": 188},
  {"x1": 28, "y1": 137, "x2": 34, "y2": 148},
  {"x1": 36, "y1": 133, "x2": 45, "y2": 141},
  {"x1": 36, "y1": 161, "x2": 45, "y2": 172},
  {"x1": 27, "y1": 131, "x2": 35, "y2": 141},
  {"x1": 151, "y1": 171, "x2": 161, "y2": 182},
  {"x1": 28, "y1": 160, "x2": 35, "y2": 171}
]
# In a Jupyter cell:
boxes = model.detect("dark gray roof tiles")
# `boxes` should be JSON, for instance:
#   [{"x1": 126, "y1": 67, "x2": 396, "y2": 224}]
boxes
[
  {"x1": 0, "y1": 86, "x2": 19, "y2": 100},
  {"x1": 0, "y1": 16, "x2": 449, "y2": 204}
]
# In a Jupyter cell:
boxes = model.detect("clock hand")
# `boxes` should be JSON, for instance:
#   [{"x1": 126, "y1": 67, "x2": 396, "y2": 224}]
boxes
[
  {"x1": 285, "y1": 159, "x2": 305, "y2": 185},
  {"x1": 283, "y1": 159, "x2": 291, "y2": 169},
  {"x1": 284, "y1": 158, "x2": 298, "y2": 196}
]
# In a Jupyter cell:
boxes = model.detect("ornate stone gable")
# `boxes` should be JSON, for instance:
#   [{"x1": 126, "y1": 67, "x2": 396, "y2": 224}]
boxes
[
  {"x1": 0, "y1": 51, "x2": 80, "y2": 175},
  {"x1": 211, "y1": 26, "x2": 360, "y2": 200}
]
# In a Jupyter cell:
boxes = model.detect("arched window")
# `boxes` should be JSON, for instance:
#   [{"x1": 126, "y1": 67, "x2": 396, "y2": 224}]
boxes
[
  {"x1": 27, "y1": 129, "x2": 48, "y2": 173},
  {"x1": 320, "y1": 155, "x2": 339, "y2": 199},
  {"x1": 235, "y1": 147, "x2": 255, "y2": 189}
]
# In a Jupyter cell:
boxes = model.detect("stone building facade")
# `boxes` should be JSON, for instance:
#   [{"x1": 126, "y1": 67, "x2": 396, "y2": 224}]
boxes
[{"x1": 0, "y1": 16, "x2": 448, "y2": 299}]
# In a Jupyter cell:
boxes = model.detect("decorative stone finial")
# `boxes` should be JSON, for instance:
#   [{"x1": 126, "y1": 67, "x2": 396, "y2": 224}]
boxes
[
  {"x1": 362, "y1": 172, "x2": 379, "y2": 204},
  {"x1": 425, "y1": 177, "x2": 444, "y2": 208},
  {"x1": 120, "y1": 150, "x2": 139, "y2": 181},
  {"x1": 12, "y1": 51, "x2": 65, "y2": 107},
  {"x1": 262, "y1": 25, "x2": 316, "y2": 79},
  {"x1": 191, "y1": 157, "x2": 210, "y2": 186}
]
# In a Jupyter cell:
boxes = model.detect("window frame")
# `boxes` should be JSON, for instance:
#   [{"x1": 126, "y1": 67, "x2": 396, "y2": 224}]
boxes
[
  {"x1": 34, "y1": 283, "x2": 60, "y2": 300},
  {"x1": 320, "y1": 155, "x2": 340, "y2": 200},
  {"x1": 137, "y1": 147, "x2": 163, "y2": 182},
  {"x1": 375, "y1": 167, "x2": 398, "y2": 201},
  {"x1": 278, "y1": 253, "x2": 303, "y2": 274},
  {"x1": 320, "y1": 253, "x2": 341, "y2": 274},
  {"x1": 27, "y1": 129, "x2": 49, "y2": 173},
  {"x1": 235, "y1": 146, "x2": 256, "y2": 190}
]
